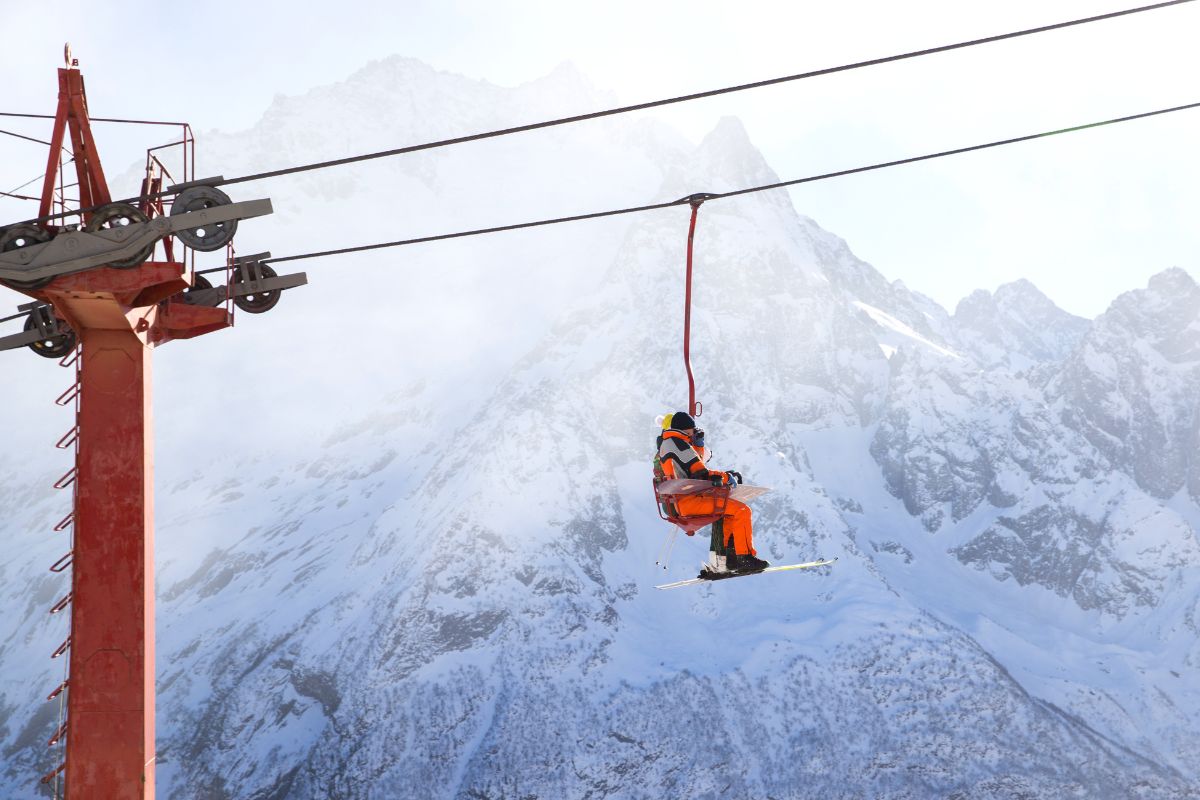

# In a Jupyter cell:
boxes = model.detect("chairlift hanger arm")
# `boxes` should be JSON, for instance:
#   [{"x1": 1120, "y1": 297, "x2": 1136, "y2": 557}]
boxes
[{"x1": 683, "y1": 199, "x2": 701, "y2": 418}]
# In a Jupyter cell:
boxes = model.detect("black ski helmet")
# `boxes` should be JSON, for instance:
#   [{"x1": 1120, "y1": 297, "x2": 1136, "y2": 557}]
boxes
[{"x1": 669, "y1": 411, "x2": 696, "y2": 430}]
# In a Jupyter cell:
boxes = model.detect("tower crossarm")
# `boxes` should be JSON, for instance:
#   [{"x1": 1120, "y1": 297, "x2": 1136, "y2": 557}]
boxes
[{"x1": 0, "y1": 198, "x2": 272, "y2": 284}]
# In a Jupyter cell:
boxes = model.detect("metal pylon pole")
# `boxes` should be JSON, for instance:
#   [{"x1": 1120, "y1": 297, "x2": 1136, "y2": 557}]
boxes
[{"x1": 66, "y1": 327, "x2": 155, "y2": 798}]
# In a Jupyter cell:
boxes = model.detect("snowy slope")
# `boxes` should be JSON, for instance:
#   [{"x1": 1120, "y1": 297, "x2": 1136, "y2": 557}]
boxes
[{"x1": 0, "y1": 58, "x2": 1198, "y2": 799}]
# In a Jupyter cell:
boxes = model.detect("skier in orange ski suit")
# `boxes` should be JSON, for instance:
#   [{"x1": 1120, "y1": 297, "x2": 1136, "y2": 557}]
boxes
[{"x1": 656, "y1": 411, "x2": 766, "y2": 571}]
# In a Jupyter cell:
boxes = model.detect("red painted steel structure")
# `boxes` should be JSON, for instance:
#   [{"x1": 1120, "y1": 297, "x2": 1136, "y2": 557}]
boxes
[
  {"x1": 22, "y1": 64, "x2": 231, "y2": 799},
  {"x1": 682, "y1": 198, "x2": 701, "y2": 418},
  {"x1": 39, "y1": 68, "x2": 109, "y2": 224}
]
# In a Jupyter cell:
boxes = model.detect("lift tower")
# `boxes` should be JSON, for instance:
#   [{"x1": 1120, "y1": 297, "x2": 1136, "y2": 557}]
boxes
[{"x1": 0, "y1": 54, "x2": 306, "y2": 798}]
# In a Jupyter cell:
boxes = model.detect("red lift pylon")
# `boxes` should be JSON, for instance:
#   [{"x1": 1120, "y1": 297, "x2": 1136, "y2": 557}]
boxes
[{"x1": 0, "y1": 53, "x2": 307, "y2": 799}]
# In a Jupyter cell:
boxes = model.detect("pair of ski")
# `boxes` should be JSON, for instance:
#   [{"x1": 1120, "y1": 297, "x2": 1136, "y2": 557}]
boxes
[{"x1": 655, "y1": 557, "x2": 837, "y2": 590}]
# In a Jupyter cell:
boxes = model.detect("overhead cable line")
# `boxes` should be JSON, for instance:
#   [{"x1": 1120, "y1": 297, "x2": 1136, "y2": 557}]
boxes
[
  {"x1": 0, "y1": 130, "x2": 70, "y2": 198},
  {"x1": 4, "y1": 0, "x2": 1193, "y2": 229},
  {"x1": 2, "y1": 159, "x2": 77, "y2": 204},
  {"x1": 261, "y1": 99, "x2": 1200, "y2": 267},
  {"x1": 0, "y1": 111, "x2": 189, "y2": 127},
  {"x1": 4, "y1": 174, "x2": 53, "y2": 200},
  {"x1": 216, "y1": 0, "x2": 1193, "y2": 189},
  {"x1": 0, "y1": 127, "x2": 52, "y2": 147}
]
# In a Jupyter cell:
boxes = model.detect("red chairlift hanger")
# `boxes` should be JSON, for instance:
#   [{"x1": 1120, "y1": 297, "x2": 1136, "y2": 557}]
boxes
[{"x1": 653, "y1": 194, "x2": 730, "y2": 535}]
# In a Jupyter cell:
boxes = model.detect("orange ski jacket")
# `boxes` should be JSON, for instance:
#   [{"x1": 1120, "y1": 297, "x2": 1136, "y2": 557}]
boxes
[{"x1": 656, "y1": 430, "x2": 729, "y2": 485}]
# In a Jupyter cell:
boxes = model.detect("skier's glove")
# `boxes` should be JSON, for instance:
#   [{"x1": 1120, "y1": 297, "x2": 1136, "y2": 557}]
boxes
[
  {"x1": 729, "y1": 471, "x2": 744, "y2": 485},
  {"x1": 725, "y1": 472, "x2": 739, "y2": 488}
]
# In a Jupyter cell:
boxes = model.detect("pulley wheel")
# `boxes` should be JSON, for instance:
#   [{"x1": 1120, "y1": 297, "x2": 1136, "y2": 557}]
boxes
[
  {"x1": 0, "y1": 224, "x2": 54, "y2": 289},
  {"x1": 24, "y1": 313, "x2": 76, "y2": 359},
  {"x1": 184, "y1": 272, "x2": 214, "y2": 303},
  {"x1": 1, "y1": 223, "x2": 51, "y2": 252},
  {"x1": 232, "y1": 263, "x2": 281, "y2": 314},
  {"x1": 85, "y1": 203, "x2": 152, "y2": 268},
  {"x1": 171, "y1": 186, "x2": 237, "y2": 252}
]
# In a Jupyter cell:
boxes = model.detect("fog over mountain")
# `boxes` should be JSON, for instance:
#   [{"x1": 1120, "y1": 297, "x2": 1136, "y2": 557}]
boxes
[{"x1": 0, "y1": 57, "x2": 1197, "y2": 799}]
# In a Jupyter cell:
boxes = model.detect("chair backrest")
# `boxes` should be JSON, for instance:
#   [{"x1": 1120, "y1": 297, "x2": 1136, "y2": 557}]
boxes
[{"x1": 652, "y1": 457, "x2": 679, "y2": 518}]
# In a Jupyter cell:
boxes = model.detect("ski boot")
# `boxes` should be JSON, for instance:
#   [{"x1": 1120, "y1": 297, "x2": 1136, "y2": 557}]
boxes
[
  {"x1": 697, "y1": 551, "x2": 732, "y2": 579},
  {"x1": 732, "y1": 553, "x2": 770, "y2": 573}
]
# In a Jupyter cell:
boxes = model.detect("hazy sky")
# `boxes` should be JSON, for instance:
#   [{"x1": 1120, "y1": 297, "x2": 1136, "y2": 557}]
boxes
[{"x1": 0, "y1": 0, "x2": 1197, "y2": 317}]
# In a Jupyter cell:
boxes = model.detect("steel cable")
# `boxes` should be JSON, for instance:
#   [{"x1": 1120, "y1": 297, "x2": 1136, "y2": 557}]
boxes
[
  {"x1": 217, "y1": 0, "x2": 1195, "y2": 189},
  {"x1": 0, "y1": 127, "x2": 52, "y2": 147},
  {"x1": 1, "y1": 0, "x2": 1192, "y2": 228},
  {"x1": 261, "y1": 100, "x2": 1200, "y2": 266}
]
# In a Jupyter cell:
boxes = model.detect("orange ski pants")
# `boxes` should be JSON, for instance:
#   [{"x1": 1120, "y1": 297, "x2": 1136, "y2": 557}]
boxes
[{"x1": 675, "y1": 495, "x2": 756, "y2": 556}]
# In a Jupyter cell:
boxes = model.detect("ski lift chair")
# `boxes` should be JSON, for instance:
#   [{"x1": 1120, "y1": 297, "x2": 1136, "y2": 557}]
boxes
[{"x1": 653, "y1": 477, "x2": 731, "y2": 535}]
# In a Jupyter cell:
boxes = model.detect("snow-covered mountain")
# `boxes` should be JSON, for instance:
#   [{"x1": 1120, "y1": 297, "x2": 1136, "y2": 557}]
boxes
[
  {"x1": 1, "y1": 57, "x2": 1198, "y2": 799},
  {"x1": 953, "y1": 280, "x2": 1090, "y2": 370}
]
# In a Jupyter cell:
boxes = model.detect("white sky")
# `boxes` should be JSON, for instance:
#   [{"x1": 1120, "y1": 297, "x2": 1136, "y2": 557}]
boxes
[{"x1": 0, "y1": 0, "x2": 1197, "y2": 317}]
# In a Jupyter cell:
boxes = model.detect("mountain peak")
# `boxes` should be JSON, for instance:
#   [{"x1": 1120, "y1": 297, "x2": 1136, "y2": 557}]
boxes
[
  {"x1": 1053, "y1": 266, "x2": 1200, "y2": 501},
  {"x1": 699, "y1": 115, "x2": 752, "y2": 148},
  {"x1": 1146, "y1": 266, "x2": 1197, "y2": 295},
  {"x1": 1091, "y1": 268, "x2": 1200, "y2": 364},
  {"x1": 1108, "y1": 267, "x2": 1200, "y2": 324},
  {"x1": 516, "y1": 60, "x2": 604, "y2": 100},
  {"x1": 952, "y1": 279, "x2": 1088, "y2": 368},
  {"x1": 955, "y1": 288, "x2": 990, "y2": 311},
  {"x1": 689, "y1": 115, "x2": 780, "y2": 191},
  {"x1": 994, "y1": 278, "x2": 1048, "y2": 303},
  {"x1": 957, "y1": 279, "x2": 1061, "y2": 316},
  {"x1": 353, "y1": 54, "x2": 439, "y2": 80}
]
